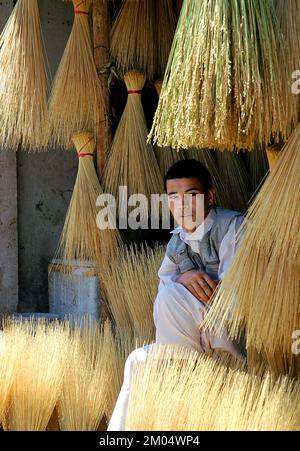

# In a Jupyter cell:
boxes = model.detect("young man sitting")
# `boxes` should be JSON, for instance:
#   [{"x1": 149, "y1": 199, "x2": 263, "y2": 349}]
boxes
[{"x1": 108, "y1": 159, "x2": 245, "y2": 431}]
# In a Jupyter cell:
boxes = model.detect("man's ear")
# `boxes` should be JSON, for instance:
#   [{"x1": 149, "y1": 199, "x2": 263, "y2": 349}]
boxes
[{"x1": 207, "y1": 187, "x2": 216, "y2": 206}]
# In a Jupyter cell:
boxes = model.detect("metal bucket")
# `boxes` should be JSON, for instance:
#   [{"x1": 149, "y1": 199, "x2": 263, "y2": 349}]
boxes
[{"x1": 48, "y1": 259, "x2": 101, "y2": 321}]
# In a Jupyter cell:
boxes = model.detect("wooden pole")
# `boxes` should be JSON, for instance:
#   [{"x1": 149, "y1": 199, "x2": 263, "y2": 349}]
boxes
[
  {"x1": 93, "y1": 0, "x2": 112, "y2": 179},
  {"x1": 93, "y1": 0, "x2": 112, "y2": 323}
]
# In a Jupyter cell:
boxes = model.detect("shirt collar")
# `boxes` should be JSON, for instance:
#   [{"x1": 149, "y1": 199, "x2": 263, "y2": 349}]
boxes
[{"x1": 170, "y1": 207, "x2": 217, "y2": 242}]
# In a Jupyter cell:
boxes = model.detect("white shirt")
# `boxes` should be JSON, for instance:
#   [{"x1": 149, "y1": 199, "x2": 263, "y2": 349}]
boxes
[{"x1": 158, "y1": 208, "x2": 244, "y2": 291}]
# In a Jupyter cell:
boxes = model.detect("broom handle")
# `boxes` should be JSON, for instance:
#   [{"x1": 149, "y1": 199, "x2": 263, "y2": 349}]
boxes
[{"x1": 93, "y1": 0, "x2": 112, "y2": 323}]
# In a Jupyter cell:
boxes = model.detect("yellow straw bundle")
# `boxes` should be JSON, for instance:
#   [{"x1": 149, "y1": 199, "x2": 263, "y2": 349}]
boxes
[
  {"x1": 202, "y1": 123, "x2": 300, "y2": 376},
  {"x1": 102, "y1": 242, "x2": 165, "y2": 339},
  {"x1": 58, "y1": 318, "x2": 111, "y2": 431},
  {"x1": 0, "y1": 0, "x2": 49, "y2": 151},
  {"x1": 214, "y1": 150, "x2": 251, "y2": 213},
  {"x1": 7, "y1": 320, "x2": 68, "y2": 431},
  {"x1": 154, "y1": 80, "x2": 186, "y2": 176},
  {"x1": 148, "y1": 0, "x2": 290, "y2": 151},
  {"x1": 54, "y1": 131, "x2": 120, "y2": 272},
  {"x1": 103, "y1": 72, "x2": 164, "y2": 220},
  {"x1": 105, "y1": 325, "x2": 154, "y2": 423},
  {"x1": 48, "y1": 0, "x2": 104, "y2": 148},
  {"x1": 126, "y1": 345, "x2": 300, "y2": 431},
  {"x1": 110, "y1": 0, "x2": 177, "y2": 81}
]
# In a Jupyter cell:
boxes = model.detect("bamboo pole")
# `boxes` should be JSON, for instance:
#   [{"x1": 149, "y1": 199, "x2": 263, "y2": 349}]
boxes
[{"x1": 93, "y1": 0, "x2": 112, "y2": 323}]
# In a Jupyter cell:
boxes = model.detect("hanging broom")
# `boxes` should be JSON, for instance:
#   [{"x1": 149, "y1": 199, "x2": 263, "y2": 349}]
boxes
[
  {"x1": 102, "y1": 72, "x2": 164, "y2": 222},
  {"x1": 110, "y1": 0, "x2": 176, "y2": 81},
  {"x1": 48, "y1": 0, "x2": 104, "y2": 148},
  {"x1": 53, "y1": 131, "x2": 120, "y2": 272},
  {"x1": 7, "y1": 320, "x2": 69, "y2": 431},
  {"x1": 57, "y1": 318, "x2": 111, "y2": 431},
  {"x1": 126, "y1": 344, "x2": 300, "y2": 431},
  {"x1": 154, "y1": 80, "x2": 186, "y2": 176},
  {"x1": 202, "y1": 123, "x2": 300, "y2": 376},
  {"x1": 148, "y1": 0, "x2": 290, "y2": 151},
  {"x1": 214, "y1": 150, "x2": 251, "y2": 213},
  {"x1": 0, "y1": 0, "x2": 49, "y2": 151},
  {"x1": 244, "y1": 148, "x2": 269, "y2": 196}
]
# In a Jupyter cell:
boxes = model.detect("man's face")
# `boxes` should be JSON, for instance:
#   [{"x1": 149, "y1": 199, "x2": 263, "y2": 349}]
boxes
[{"x1": 166, "y1": 177, "x2": 212, "y2": 232}]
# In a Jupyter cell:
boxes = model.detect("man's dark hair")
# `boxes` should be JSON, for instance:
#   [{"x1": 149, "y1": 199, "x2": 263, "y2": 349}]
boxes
[{"x1": 164, "y1": 159, "x2": 213, "y2": 194}]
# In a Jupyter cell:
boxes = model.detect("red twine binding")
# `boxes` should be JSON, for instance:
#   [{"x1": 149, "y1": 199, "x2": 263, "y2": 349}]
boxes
[
  {"x1": 127, "y1": 90, "x2": 142, "y2": 94},
  {"x1": 78, "y1": 152, "x2": 93, "y2": 158},
  {"x1": 75, "y1": 10, "x2": 88, "y2": 14}
]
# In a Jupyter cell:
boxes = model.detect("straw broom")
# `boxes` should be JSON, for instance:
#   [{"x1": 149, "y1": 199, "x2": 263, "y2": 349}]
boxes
[
  {"x1": 7, "y1": 320, "x2": 69, "y2": 431},
  {"x1": 126, "y1": 345, "x2": 300, "y2": 431},
  {"x1": 105, "y1": 324, "x2": 155, "y2": 423},
  {"x1": 202, "y1": 123, "x2": 300, "y2": 376},
  {"x1": 110, "y1": 0, "x2": 176, "y2": 81},
  {"x1": 148, "y1": 0, "x2": 290, "y2": 151},
  {"x1": 244, "y1": 148, "x2": 269, "y2": 196},
  {"x1": 101, "y1": 242, "x2": 165, "y2": 340},
  {"x1": 275, "y1": 0, "x2": 300, "y2": 134},
  {"x1": 57, "y1": 318, "x2": 111, "y2": 431},
  {"x1": 154, "y1": 80, "x2": 186, "y2": 176},
  {"x1": 0, "y1": 322, "x2": 27, "y2": 428},
  {"x1": 0, "y1": 0, "x2": 49, "y2": 151},
  {"x1": 48, "y1": 0, "x2": 104, "y2": 149},
  {"x1": 53, "y1": 131, "x2": 120, "y2": 272},
  {"x1": 102, "y1": 72, "x2": 164, "y2": 221},
  {"x1": 214, "y1": 150, "x2": 251, "y2": 213}
]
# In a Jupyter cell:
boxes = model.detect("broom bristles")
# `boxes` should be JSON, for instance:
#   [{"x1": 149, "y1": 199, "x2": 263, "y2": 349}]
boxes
[
  {"x1": 0, "y1": 0, "x2": 49, "y2": 151},
  {"x1": 48, "y1": 0, "x2": 104, "y2": 149},
  {"x1": 126, "y1": 345, "x2": 300, "y2": 431},
  {"x1": 201, "y1": 124, "x2": 300, "y2": 375},
  {"x1": 148, "y1": 0, "x2": 291, "y2": 151}
]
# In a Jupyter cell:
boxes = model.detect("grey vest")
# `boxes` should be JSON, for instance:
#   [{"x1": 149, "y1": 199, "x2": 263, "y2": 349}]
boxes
[{"x1": 166, "y1": 207, "x2": 243, "y2": 280}]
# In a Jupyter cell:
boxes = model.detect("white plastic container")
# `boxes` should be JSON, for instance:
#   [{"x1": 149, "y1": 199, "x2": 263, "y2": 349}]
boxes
[{"x1": 48, "y1": 259, "x2": 101, "y2": 321}]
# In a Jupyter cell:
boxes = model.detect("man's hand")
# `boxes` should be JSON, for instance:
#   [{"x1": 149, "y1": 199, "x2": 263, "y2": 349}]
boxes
[{"x1": 176, "y1": 270, "x2": 219, "y2": 304}]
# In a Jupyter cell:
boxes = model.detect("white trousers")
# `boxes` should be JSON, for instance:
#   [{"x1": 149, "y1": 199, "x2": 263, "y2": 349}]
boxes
[{"x1": 107, "y1": 282, "x2": 241, "y2": 431}]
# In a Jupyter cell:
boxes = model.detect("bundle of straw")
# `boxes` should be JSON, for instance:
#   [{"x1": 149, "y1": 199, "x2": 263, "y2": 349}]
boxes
[
  {"x1": 148, "y1": 0, "x2": 290, "y2": 151},
  {"x1": 7, "y1": 320, "x2": 68, "y2": 431},
  {"x1": 0, "y1": 0, "x2": 49, "y2": 151},
  {"x1": 105, "y1": 325, "x2": 154, "y2": 423},
  {"x1": 244, "y1": 148, "x2": 269, "y2": 196},
  {"x1": 186, "y1": 149, "x2": 231, "y2": 210},
  {"x1": 110, "y1": 0, "x2": 177, "y2": 81},
  {"x1": 102, "y1": 242, "x2": 165, "y2": 339},
  {"x1": 154, "y1": 81, "x2": 186, "y2": 176},
  {"x1": 126, "y1": 345, "x2": 300, "y2": 431},
  {"x1": 202, "y1": 123, "x2": 300, "y2": 376},
  {"x1": 54, "y1": 131, "x2": 120, "y2": 271},
  {"x1": 58, "y1": 318, "x2": 111, "y2": 431},
  {"x1": 48, "y1": 0, "x2": 104, "y2": 148},
  {"x1": 214, "y1": 150, "x2": 251, "y2": 213},
  {"x1": 102, "y1": 72, "x2": 164, "y2": 220},
  {"x1": 275, "y1": 0, "x2": 300, "y2": 133},
  {"x1": 0, "y1": 322, "x2": 27, "y2": 428}
]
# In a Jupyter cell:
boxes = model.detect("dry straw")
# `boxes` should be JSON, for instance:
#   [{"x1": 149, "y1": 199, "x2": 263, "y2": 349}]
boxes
[
  {"x1": 53, "y1": 131, "x2": 120, "y2": 272},
  {"x1": 102, "y1": 241, "x2": 165, "y2": 340},
  {"x1": 148, "y1": 0, "x2": 290, "y2": 151},
  {"x1": 48, "y1": 0, "x2": 104, "y2": 148},
  {"x1": 202, "y1": 123, "x2": 300, "y2": 376},
  {"x1": 126, "y1": 345, "x2": 300, "y2": 431},
  {"x1": 105, "y1": 325, "x2": 155, "y2": 423},
  {"x1": 214, "y1": 150, "x2": 251, "y2": 213},
  {"x1": 0, "y1": 0, "x2": 49, "y2": 151},
  {"x1": 154, "y1": 81, "x2": 186, "y2": 176},
  {"x1": 110, "y1": 0, "x2": 177, "y2": 81},
  {"x1": 102, "y1": 72, "x2": 164, "y2": 220},
  {"x1": 6, "y1": 319, "x2": 68, "y2": 431},
  {"x1": 57, "y1": 318, "x2": 112, "y2": 431}
]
